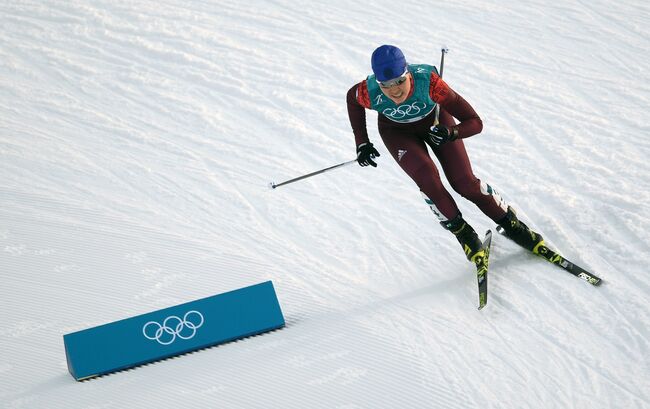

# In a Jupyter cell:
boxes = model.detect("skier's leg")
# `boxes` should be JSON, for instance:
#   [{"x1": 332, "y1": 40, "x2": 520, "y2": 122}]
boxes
[
  {"x1": 436, "y1": 108, "x2": 544, "y2": 252},
  {"x1": 378, "y1": 125, "x2": 482, "y2": 260},
  {"x1": 378, "y1": 126, "x2": 458, "y2": 221},
  {"x1": 434, "y1": 136, "x2": 508, "y2": 221}
]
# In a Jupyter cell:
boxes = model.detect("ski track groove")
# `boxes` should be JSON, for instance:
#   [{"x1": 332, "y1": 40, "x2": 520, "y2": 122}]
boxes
[
  {"x1": 512, "y1": 199, "x2": 649, "y2": 352},
  {"x1": 487, "y1": 247, "x2": 649, "y2": 407},
  {"x1": 517, "y1": 312, "x2": 649, "y2": 407},
  {"x1": 500, "y1": 239, "x2": 649, "y2": 357},
  {"x1": 482, "y1": 317, "x2": 562, "y2": 408}
]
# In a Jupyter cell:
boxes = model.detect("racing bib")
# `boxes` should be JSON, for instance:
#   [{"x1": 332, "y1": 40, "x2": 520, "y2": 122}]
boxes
[{"x1": 366, "y1": 64, "x2": 438, "y2": 124}]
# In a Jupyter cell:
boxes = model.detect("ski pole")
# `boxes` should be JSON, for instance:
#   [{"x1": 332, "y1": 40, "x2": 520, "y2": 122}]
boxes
[
  {"x1": 269, "y1": 159, "x2": 357, "y2": 189},
  {"x1": 438, "y1": 46, "x2": 448, "y2": 78},
  {"x1": 433, "y1": 46, "x2": 449, "y2": 126}
]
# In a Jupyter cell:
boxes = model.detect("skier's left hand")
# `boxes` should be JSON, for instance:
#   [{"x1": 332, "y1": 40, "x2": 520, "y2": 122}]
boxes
[{"x1": 426, "y1": 125, "x2": 457, "y2": 147}]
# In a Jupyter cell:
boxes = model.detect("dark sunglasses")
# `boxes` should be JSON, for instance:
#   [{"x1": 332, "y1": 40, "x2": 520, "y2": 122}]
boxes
[{"x1": 377, "y1": 69, "x2": 409, "y2": 88}]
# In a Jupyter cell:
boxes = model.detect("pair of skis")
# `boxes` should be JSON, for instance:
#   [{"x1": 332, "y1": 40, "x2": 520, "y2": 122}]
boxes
[{"x1": 473, "y1": 228, "x2": 602, "y2": 310}]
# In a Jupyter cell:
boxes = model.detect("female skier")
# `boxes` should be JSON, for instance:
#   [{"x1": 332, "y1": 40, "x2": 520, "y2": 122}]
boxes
[{"x1": 346, "y1": 44, "x2": 544, "y2": 265}]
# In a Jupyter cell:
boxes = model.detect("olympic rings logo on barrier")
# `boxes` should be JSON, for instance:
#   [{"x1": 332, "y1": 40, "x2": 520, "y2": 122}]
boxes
[
  {"x1": 142, "y1": 310, "x2": 204, "y2": 345},
  {"x1": 382, "y1": 101, "x2": 427, "y2": 119}
]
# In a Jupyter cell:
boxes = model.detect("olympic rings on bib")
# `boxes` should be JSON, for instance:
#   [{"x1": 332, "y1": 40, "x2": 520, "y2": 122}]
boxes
[{"x1": 382, "y1": 101, "x2": 428, "y2": 120}]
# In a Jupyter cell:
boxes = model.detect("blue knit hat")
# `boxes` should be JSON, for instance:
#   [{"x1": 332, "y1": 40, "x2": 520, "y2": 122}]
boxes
[{"x1": 371, "y1": 45, "x2": 407, "y2": 81}]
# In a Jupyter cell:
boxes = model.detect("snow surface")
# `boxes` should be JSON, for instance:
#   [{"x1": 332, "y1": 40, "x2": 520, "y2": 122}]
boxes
[{"x1": 1, "y1": 0, "x2": 649, "y2": 408}]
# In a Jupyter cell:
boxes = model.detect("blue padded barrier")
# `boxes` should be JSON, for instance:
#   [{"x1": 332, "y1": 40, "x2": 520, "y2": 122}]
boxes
[{"x1": 64, "y1": 281, "x2": 284, "y2": 380}]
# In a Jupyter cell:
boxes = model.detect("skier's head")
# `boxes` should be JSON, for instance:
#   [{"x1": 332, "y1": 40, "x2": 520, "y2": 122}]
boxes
[
  {"x1": 371, "y1": 45, "x2": 407, "y2": 82},
  {"x1": 371, "y1": 45, "x2": 411, "y2": 104}
]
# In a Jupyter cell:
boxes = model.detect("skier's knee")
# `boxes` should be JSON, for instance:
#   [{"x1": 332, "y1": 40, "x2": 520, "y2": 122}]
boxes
[
  {"x1": 450, "y1": 176, "x2": 480, "y2": 199},
  {"x1": 412, "y1": 164, "x2": 445, "y2": 195}
]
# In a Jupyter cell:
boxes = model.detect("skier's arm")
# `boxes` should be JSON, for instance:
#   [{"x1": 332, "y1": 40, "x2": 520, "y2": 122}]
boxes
[
  {"x1": 346, "y1": 81, "x2": 371, "y2": 147},
  {"x1": 429, "y1": 73, "x2": 483, "y2": 139},
  {"x1": 347, "y1": 81, "x2": 380, "y2": 167}
]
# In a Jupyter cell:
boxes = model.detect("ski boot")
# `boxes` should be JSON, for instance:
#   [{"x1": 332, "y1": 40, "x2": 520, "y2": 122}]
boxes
[
  {"x1": 442, "y1": 214, "x2": 491, "y2": 309},
  {"x1": 497, "y1": 206, "x2": 545, "y2": 254},
  {"x1": 441, "y1": 214, "x2": 484, "y2": 265}
]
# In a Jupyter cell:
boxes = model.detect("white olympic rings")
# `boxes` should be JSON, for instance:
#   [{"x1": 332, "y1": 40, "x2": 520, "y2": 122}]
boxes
[
  {"x1": 382, "y1": 101, "x2": 427, "y2": 119},
  {"x1": 142, "y1": 310, "x2": 204, "y2": 345}
]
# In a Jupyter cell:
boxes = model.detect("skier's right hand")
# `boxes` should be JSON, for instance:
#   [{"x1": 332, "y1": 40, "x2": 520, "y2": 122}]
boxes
[{"x1": 356, "y1": 142, "x2": 380, "y2": 167}]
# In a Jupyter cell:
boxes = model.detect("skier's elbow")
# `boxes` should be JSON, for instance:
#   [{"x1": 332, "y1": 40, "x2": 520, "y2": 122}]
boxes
[
  {"x1": 475, "y1": 117, "x2": 483, "y2": 135},
  {"x1": 466, "y1": 116, "x2": 483, "y2": 137}
]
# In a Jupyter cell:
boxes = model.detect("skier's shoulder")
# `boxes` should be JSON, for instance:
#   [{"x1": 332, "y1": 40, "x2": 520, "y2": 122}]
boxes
[{"x1": 348, "y1": 80, "x2": 371, "y2": 109}]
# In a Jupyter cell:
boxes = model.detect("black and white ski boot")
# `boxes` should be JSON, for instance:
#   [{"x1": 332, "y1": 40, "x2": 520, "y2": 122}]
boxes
[
  {"x1": 442, "y1": 214, "x2": 484, "y2": 262},
  {"x1": 497, "y1": 206, "x2": 544, "y2": 254}
]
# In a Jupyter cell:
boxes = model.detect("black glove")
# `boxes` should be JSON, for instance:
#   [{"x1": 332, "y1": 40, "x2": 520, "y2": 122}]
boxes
[
  {"x1": 356, "y1": 142, "x2": 380, "y2": 167},
  {"x1": 426, "y1": 125, "x2": 457, "y2": 147}
]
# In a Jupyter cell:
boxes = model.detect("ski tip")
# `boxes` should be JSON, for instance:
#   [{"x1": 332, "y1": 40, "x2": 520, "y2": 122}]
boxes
[{"x1": 268, "y1": 182, "x2": 277, "y2": 190}]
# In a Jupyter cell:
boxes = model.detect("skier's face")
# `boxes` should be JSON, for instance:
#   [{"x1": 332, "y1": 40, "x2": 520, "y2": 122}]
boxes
[{"x1": 380, "y1": 73, "x2": 411, "y2": 104}]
